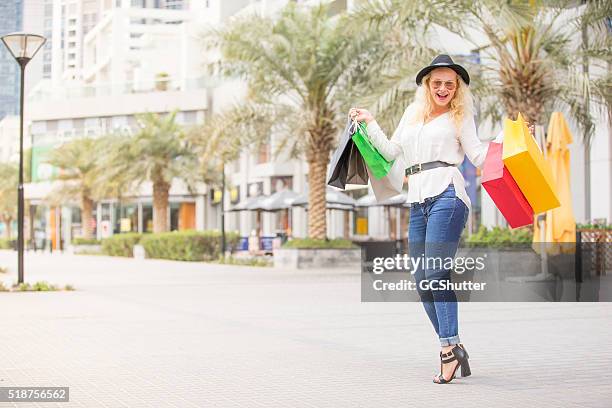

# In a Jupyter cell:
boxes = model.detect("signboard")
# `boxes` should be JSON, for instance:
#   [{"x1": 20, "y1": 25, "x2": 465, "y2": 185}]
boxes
[
  {"x1": 99, "y1": 220, "x2": 111, "y2": 238},
  {"x1": 31, "y1": 145, "x2": 58, "y2": 182},
  {"x1": 120, "y1": 218, "x2": 131, "y2": 232}
]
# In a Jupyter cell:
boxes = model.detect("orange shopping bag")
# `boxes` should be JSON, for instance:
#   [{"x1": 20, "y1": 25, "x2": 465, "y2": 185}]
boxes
[{"x1": 502, "y1": 113, "x2": 560, "y2": 214}]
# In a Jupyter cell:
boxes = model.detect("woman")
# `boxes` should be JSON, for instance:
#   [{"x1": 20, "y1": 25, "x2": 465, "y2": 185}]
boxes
[{"x1": 350, "y1": 55, "x2": 501, "y2": 384}]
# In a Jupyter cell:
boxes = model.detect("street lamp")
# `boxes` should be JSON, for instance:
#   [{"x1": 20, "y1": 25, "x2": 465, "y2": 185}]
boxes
[{"x1": 1, "y1": 32, "x2": 46, "y2": 284}]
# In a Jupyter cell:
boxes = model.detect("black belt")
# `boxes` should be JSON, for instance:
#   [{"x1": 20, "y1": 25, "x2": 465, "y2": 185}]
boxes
[{"x1": 405, "y1": 161, "x2": 456, "y2": 176}]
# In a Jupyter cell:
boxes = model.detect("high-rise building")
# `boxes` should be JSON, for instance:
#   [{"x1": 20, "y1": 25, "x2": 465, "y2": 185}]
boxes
[{"x1": 0, "y1": 0, "x2": 24, "y2": 120}]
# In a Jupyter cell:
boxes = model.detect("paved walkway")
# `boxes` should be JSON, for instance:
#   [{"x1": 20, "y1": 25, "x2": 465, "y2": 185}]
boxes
[{"x1": 0, "y1": 250, "x2": 610, "y2": 407}]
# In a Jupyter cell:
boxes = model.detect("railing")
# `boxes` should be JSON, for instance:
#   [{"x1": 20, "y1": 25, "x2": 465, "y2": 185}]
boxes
[
  {"x1": 576, "y1": 228, "x2": 611, "y2": 277},
  {"x1": 27, "y1": 77, "x2": 214, "y2": 102}
]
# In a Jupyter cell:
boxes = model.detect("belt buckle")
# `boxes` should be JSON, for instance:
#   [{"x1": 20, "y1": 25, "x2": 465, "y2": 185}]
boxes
[{"x1": 407, "y1": 163, "x2": 422, "y2": 175}]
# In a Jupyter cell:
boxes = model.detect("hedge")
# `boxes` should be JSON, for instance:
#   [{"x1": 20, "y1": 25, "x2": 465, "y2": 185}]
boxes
[
  {"x1": 465, "y1": 226, "x2": 533, "y2": 248},
  {"x1": 0, "y1": 239, "x2": 14, "y2": 250},
  {"x1": 101, "y1": 233, "x2": 143, "y2": 257},
  {"x1": 72, "y1": 237, "x2": 101, "y2": 245},
  {"x1": 140, "y1": 230, "x2": 240, "y2": 261}
]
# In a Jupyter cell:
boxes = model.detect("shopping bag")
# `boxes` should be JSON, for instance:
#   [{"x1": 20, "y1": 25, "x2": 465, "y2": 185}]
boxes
[
  {"x1": 327, "y1": 119, "x2": 357, "y2": 189},
  {"x1": 502, "y1": 113, "x2": 560, "y2": 214},
  {"x1": 369, "y1": 156, "x2": 405, "y2": 202},
  {"x1": 482, "y1": 142, "x2": 533, "y2": 228},
  {"x1": 351, "y1": 121, "x2": 395, "y2": 180},
  {"x1": 346, "y1": 143, "x2": 368, "y2": 185}
]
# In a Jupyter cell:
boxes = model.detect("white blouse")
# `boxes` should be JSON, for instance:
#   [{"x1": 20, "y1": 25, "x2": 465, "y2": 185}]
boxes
[{"x1": 365, "y1": 104, "x2": 491, "y2": 210}]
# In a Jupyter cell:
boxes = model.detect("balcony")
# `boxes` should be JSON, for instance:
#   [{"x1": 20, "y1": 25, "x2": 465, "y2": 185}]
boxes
[{"x1": 26, "y1": 77, "x2": 212, "y2": 121}]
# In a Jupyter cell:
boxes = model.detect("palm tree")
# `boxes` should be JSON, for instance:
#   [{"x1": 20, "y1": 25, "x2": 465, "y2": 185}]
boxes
[
  {"x1": 44, "y1": 138, "x2": 106, "y2": 239},
  {"x1": 204, "y1": 3, "x2": 382, "y2": 239},
  {"x1": 109, "y1": 112, "x2": 200, "y2": 233},
  {"x1": 572, "y1": 0, "x2": 611, "y2": 220},
  {"x1": 0, "y1": 163, "x2": 17, "y2": 239},
  {"x1": 358, "y1": 0, "x2": 607, "y2": 130}
]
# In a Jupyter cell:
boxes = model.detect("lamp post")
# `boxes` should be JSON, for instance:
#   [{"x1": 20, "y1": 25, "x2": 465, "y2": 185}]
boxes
[{"x1": 1, "y1": 32, "x2": 46, "y2": 284}]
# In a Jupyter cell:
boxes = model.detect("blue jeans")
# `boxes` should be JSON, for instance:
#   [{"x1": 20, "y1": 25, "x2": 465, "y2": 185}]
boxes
[{"x1": 408, "y1": 183, "x2": 469, "y2": 346}]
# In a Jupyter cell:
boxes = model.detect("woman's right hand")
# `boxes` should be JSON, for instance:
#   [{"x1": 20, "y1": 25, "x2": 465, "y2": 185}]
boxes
[{"x1": 349, "y1": 108, "x2": 374, "y2": 124}]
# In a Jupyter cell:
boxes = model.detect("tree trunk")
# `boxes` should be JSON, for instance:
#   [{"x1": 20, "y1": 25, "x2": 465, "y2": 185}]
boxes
[
  {"x1": 81, "y1": 194, "x2": 94, "y2": 239},
  {"x1": 343, "y1": 210, "x2": 350, "y2": 239},
  {"x1": 307, "y1": 153, "x2": 328, "y2": 240},
  {"x1": 153, "y1": 180, "x2": 170, "y2": 233},
  {"x1": 304, "y1": 108, "x2": 336, "y2": 240},
  {"x1": 2, "y1": 216, "x2": 12, "y2": 239}
]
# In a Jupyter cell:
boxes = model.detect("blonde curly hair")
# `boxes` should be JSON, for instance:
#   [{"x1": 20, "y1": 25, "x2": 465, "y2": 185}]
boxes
[{"x1": 408, "y1": 71, "x2": 474, "y2": 137}]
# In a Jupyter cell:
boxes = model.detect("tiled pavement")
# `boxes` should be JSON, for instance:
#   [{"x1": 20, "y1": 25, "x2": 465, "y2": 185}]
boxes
[{"x1": 0, "y1": 250, "x2": 611, "y2": 408}]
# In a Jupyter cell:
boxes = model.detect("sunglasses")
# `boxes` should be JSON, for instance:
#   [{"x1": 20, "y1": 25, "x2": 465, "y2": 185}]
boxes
[{"x1": 430, "y1": 80, "x2": 457, "y2": 90}]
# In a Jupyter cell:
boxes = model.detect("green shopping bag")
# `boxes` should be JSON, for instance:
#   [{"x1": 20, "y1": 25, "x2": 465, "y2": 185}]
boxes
[{"x1": 351, "y1": 121, "x2": 395, "y2": 180}]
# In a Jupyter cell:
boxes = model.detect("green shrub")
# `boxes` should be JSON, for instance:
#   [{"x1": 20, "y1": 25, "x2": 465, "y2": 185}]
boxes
[
  {"x1": 11, "y1": 281, "x2": 66, "y2": 291},
  {"x1": 0, "y1": 239, "x2": 14, "y2": 249},
  {"x1": 577, "y1": 222, "x2": 611, "y2": 230},
  {"x1": 140, "y1": 230, "x2": 240, "y2": 261},
  {"x1": 281, "y1": 238, "x2": 357, "y2": 249},
  {"x1": 466, "y1": 226, "x2": 533, "y2": 248},
  {"x1": 73, "y1": 237, "x2": 101, "y2": 245},
  {"x1": 31, "y1": 281, "x2": 59, "y2": 291},
  {"x1": 14, "y1": 282, "x2": 31, "y2": 291},
  {"x1": 101, "y1": 233, "x2": 143, "y2": 257},
  {"x1": 0, "y1": 282, "x2": 8, "y2": 292}
]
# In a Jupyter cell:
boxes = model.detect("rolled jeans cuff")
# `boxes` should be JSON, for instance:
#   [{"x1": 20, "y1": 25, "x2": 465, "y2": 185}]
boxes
[{"x1": 439, "y1": 335, "x2": 460, "y2": 347}]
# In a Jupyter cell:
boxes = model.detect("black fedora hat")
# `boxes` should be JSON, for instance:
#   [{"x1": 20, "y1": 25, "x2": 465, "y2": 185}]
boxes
[{"x1": 415, "y1": 54, "x2": 470, "y2": 86}]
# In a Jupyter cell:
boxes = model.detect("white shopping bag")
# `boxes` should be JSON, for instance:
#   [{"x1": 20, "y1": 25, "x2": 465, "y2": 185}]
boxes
[{"x1": 368, "y1": 156, "x2": 405, "y2": 202}]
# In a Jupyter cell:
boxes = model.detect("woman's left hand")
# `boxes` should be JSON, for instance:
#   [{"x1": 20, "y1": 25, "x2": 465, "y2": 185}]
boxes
[
  {"x1": 527, "y1": 122, "x2": 535, "y2": 137},
  {"x1": 349, "y1": 108, "x2": 374, "y2": 124}
]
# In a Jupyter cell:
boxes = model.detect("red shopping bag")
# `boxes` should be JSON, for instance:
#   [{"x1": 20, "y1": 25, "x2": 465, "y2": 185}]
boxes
[{"x1": 482, "y1": 142, "x2": 533, "y2": 228}]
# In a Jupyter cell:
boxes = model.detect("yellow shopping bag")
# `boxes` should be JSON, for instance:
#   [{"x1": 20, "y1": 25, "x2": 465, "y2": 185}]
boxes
[{"x1": 502, "y1": 113, "x2": 560, "y2": 214}]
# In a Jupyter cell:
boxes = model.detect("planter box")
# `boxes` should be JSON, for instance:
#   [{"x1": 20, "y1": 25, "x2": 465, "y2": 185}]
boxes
[{"x1": 274, "y1": 248, "x2": 361, "y2": 269}]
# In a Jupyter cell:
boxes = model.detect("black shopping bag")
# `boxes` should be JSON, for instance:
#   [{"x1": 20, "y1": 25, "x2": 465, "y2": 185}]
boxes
[
  {"x1": 346, "y1": 143, "x2": 368, "y2": 185},
  {"x1": 328, "y1": 119, "x2": 368, "y2": 189}
]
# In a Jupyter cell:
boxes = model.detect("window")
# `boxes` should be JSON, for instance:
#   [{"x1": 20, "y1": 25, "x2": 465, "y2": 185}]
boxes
[
  {"x1": 111, "y1": 116, "x2": 127, "y2": 129},
  {"x1": 114, "y1": 204, "x2": 138, "y2": 234},
  {"x1": 182, "y1": 111, "x2": 197, "y2": 124},
  {"x1": 142, "y1": 204, "x2": 153, "y2": 232},
  {"x1": 170, "y1": 202, "x2": 180, "y2": 231},
  {"x1": 354, "y1": 207, "x2": 368, "y2": 235}
]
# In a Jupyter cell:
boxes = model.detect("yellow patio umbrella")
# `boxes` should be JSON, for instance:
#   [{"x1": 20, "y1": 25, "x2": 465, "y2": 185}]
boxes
[{"x1": 533, "y1": 112, "x2": 576, "y2": 255}]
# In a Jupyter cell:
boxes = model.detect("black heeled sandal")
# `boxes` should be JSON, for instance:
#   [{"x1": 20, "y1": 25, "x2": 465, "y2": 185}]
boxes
[
  {"x1": 458, "y1": 343, "x2": 471, "y2": 377},
  {"x1": 440, "y1": 343, "x2": 471, "y2": 377},
  {"x1": 434, "y1": 344, "x2": 471, "y2": 384}
]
